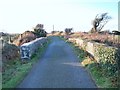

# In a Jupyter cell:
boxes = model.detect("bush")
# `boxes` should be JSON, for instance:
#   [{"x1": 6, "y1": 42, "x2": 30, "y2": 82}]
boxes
[
  {"x1": 2, "y1": 42, "x2": 20, "y2": 67},
  {"x1": 34, "y1": 24, "x2": 47, "y2": 38}
]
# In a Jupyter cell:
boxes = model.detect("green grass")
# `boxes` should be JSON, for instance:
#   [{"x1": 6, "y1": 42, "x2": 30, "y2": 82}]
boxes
[
  {"x1": 2, "y1": 59, "x2": 35, "y2": 88},
  {"x1": 2, "y1": 38, "x2": 51, "y2": 88},
  {"x1": 87, "y1": 64, "x2": 113, "y2": 88},
  {"x1": 65, "y1": 39, "x2": 118, "y2": 88}
]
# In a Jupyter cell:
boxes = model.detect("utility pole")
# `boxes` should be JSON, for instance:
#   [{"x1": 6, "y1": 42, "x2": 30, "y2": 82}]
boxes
[{"x1": 53, "y1": 25, "x2": 54, "y2": 31}]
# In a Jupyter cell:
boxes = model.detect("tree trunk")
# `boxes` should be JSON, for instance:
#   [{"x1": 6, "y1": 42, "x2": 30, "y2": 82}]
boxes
[{"x1": 93, "y1": 26, "x2": 97, "y2": 33}]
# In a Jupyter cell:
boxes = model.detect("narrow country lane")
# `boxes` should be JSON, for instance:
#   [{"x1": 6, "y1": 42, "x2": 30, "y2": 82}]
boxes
[{"x1": 18, "y1": 36, "x2": 97, "y2": 88}]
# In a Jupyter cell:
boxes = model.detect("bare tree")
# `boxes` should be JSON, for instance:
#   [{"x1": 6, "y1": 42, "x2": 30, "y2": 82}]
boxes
[{"x1": 91, "y1": 13, "x2": 112, "y2": 33}]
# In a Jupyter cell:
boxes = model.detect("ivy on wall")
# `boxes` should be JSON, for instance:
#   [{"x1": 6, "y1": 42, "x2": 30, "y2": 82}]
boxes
[{"x1": 68, "y1": 37, "x2": 119, "y2": 79}]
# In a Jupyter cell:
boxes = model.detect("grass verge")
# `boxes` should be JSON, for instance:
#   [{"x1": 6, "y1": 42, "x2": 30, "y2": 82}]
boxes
[{"x1": 2, "y1": 38, "x2": 51, "y2": 88}]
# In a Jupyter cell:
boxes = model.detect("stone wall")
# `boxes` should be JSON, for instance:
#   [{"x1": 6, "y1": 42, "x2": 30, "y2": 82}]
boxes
[
  {"x1": 68, "y1": 37, "x2": 119, "y2": 76},
  {"x1": 20, "y1": 37, "x2": 47, "y2": 60},
  {"x1": 68, "y1": 37, "x2": 119, "y2": 63}
]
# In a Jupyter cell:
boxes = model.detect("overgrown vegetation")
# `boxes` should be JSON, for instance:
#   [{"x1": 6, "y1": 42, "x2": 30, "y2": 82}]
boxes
[
  {"x1": 9, "y1": 24, "x2": 47, "y2": 46},
  {"x1": 69, "y1": 32, "x2": 120, "y2": 48},
  {"x1": 2, "y1": 38, "x2": 50, "y2": 88},
  {"x1": 2, "y1": 42, "x2": 20, "y2": 63},
  {"x1": 65, "y1": 39, "x2": 119, "y2": 88}
]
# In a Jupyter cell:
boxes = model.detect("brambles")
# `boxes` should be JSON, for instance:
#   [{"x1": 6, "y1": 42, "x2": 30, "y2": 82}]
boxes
[
  {"x1": 2, "y1": 41, "x2": 20, "y2": 76},
  {"x1": 12, "y1": 31, "x2": 36, "y2": 46},
  {"x1": 2, "y1": 42, "x2": 20, "y2": 63},
  {"x1": 70, "y1": 32, "x2": 120, "y2": 48}
]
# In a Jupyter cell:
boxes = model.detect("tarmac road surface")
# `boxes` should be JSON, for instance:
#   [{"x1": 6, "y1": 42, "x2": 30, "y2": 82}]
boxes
[{"x1": 18, "y1": 36, "x2": 97, "y2": 88}]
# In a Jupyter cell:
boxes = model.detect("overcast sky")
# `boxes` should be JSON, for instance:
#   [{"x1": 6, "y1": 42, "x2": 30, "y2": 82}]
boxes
[{"x1": 0, "y1": 0, "x2": 119, "y2": 33}]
